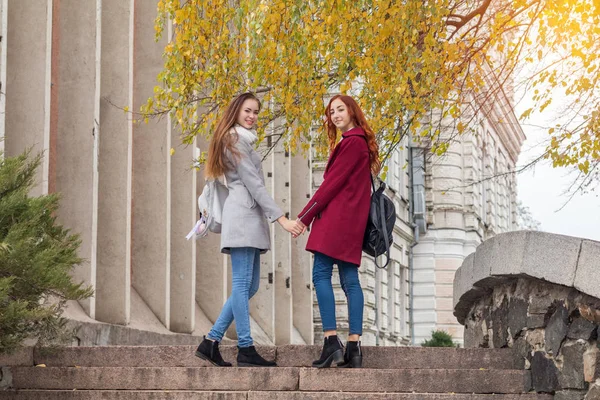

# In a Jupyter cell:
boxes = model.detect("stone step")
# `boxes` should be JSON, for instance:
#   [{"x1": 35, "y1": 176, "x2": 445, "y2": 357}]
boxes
[
  {"x1": 0, "y1": 391, "x2": 553, "y2": 400},
  {"x1": 22, "y1": 345, "x2": 521, "y2": 369},
  {"x1": 8, "y1": 367, "x2": 532, "y2": 393}
]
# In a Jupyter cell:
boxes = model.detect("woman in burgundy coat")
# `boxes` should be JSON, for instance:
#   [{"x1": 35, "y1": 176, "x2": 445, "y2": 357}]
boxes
[{"x1": 297, "y1": 95, "x2": 381, "y2": 369}]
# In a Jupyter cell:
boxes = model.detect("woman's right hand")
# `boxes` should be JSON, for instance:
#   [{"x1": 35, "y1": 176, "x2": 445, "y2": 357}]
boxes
[{"x1": 278, "y1": 216, "x2": 304, "y2": 237}]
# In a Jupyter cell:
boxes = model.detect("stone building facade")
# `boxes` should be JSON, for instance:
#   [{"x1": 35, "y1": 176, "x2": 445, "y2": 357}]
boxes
[
  {"x1": 411, "y1": 92, "x2": 526, "y2": 345},
  {"x1": 0, "y1": 1, "x2": 524, "y2": 347}
]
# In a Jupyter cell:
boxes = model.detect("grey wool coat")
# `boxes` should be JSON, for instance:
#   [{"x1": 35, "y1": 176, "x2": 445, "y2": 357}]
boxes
[{"x1": 220, "y1": 130, "x2": 284, "y2": 254}]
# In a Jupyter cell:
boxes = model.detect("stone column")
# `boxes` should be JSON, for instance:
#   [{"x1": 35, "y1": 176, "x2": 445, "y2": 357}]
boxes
[
  {"x1": 272, "y1": 137, "x2": 292, "y2": 345},
  {"x1": 169, "y1": 137, "x2": 197, "y2": 333},
  {"x1": 291, "y1": 151, "x2": 313, "y2": 345},
  {"x1": 131, "y1": 0, "x2": 170, "y2": 329},
  {"x1": 94, "y1": 0, "x2": 134, "y2": 325},
  {"x1": 4, "y1": 0, "x2": 53, "y2": 196},
  {"x1": 53, "y1": 0, "x2": 99, "y2": 318},
  {"x1": 248, "y1": 140, "x2": 276, "y2": 342},
  {"x1": 195, "y1": 136, "x2": 228, "y2": 327}
]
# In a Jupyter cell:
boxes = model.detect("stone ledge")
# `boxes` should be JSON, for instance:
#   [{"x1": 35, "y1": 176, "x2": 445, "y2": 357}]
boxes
[
  {"x1": 0, "y1": 391, "x2": 555, "y2": 400},
  {"x1": 453, "y1": 231, "x2": 600, "y2": 324}
]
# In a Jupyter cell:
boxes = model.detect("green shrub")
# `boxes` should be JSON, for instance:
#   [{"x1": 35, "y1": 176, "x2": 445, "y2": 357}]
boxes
[
  {"x1": 0, "y1": 150, "x2": 93, "y2": 354},
  {"x1": 421, "y1": 330, "x2": 458, "y2": 347}
]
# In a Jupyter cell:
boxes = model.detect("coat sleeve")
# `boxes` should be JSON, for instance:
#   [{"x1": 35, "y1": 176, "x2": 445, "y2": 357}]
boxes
[
  {"x1": 232, "y1": 140, "x2": 284, "y2": 223},
  {"x1": 298, "y1": 137, "x2": 369, "y2": 226}
]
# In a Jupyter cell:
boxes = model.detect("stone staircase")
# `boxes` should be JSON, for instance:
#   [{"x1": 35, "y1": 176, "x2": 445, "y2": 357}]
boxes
[{"x1": 0, "y1": 345, "x2": 552, "y2": 399}]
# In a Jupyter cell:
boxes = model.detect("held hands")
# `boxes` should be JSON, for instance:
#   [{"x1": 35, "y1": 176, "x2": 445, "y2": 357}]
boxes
[
  {"x1": 278, "y1": 216, "x2": 306, "y2": 238},
  {"x1": 296, "y1": 219, "x2": 307, "y2": 235}
]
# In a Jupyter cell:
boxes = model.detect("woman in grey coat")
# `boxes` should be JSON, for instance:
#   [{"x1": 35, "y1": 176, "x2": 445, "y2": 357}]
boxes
[{"x1": 195, "y1": 92, "x2": 302, "y2": 367}]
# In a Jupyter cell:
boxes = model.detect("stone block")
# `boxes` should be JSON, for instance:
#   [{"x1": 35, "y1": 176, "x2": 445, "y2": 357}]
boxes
[
  {"x1": 252, "y1": 394, "x2": 554, "y2": 400},
  {"x1": 528, "y1": 315, "x2": 546, "y2": 329},
  {"x1": 512, "y1": 336, "x2": 531, "y2": 369},
  {"x1": 530, "y1": 293, "x2": 554, "y2": 315},
  {"x1": 453, "y1": 253, "x2": 475, "y2": 309},
  {"x1": 0, "y1": 367, "x2": 12, "y2": 390},
  {"x1": 579, "y1": 305, "x2": 600, "y2": 325},
  {"x1": 0, "y1": 348, "x2": 33, "y2": 366},
  {"x1": 298, "y1": 368, "x2": 530, "y2": 394},
  {"x1": 492, "y1": 297, "x2": 510, "y2": 348},
  {"x1": 11, "y1": 366, "x2": 299, "y2": 390},
  {"x1": 0, "y1": 392, "x2": 247, "y2": 400},
  {"x1": 546, "y1": 303, "x2": 569, "y2": 356},
  {"x1": 507, "y1": 298, "x2": 529, "y2": 339},
  {"x1": 574, "y1": 240, "x2": 600, "y2": 300},
  {"x1": 454, "y1": 287, "x2": 487, "y2": 325},
  {"x1": 0, "y1": 392, "x2": 557, "y2": 399},
  {"x1": 485, "y1": 231, "x2": 529, "y2": 277},
  {"x1": 559, "y1": 341, "x2": 586, "y2": 389},
  {"x1": 568, "y1": 317, "x2": 597, "y2": 341},
  {"x1": 554, "y1": 390, "x2": 587, "y2": 400},
  {"x1": 32, "y1": 345, "x2": 276, "y2": 368},
  {"x1": 586, "y1": 383, "x2": 600, "y2": 400},
  {"x1": 583, "y1": 346, "x2": 600, "y2": 383},
  {"x1": 464, "y1": 319, "x2": 489, "y2": 349},
  {"x1": 520, "y1": 232, "x2": 582, "y2": 287},
  {"x1": 531, "y1": 351, "x2": 559, "y2": 393},
  {"x1": 472, "y1": 236, "x2": 505, "y2": 280}
]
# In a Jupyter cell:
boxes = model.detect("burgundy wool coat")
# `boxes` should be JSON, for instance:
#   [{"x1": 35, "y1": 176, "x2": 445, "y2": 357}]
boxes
[{"x1": 298, "y1": 127, "x2": 371, "y2": 266}]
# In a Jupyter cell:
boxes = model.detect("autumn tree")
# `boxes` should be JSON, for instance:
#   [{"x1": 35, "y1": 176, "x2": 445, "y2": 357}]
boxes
[{"x1": 145, "y1": 0, "x2": 599, "y2": 190}]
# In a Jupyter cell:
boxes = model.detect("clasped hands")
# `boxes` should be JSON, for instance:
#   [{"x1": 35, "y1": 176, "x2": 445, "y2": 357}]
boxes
[{"x1": 278, "y1": 217, "x2": 307, "y2": 238}]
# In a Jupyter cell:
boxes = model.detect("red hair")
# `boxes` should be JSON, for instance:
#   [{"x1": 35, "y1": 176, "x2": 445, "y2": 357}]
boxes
[{"x1": 324, "y1": 95, "x2": 381, "y2": 175}]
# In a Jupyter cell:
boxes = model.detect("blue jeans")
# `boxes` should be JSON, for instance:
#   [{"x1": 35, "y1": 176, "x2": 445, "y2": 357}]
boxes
[
  {"x1": 313, "y1": 252, "x2": 364, "y2": 335},
  {"x1": 207, "y1": 247, "x2": 260, "y2": 347}
]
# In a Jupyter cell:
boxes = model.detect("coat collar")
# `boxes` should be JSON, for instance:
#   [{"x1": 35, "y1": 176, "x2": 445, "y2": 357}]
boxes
[
  {"x1": 232, "y1": 124, "x2": 258, "y2": 145},
  {"x1": 342, "y1": 126, "x2": 365, "y2": 138}
]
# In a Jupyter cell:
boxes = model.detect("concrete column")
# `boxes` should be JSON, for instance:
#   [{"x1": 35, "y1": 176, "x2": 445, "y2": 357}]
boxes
[
  {"x1": 53, "y1": 0, "x2": 99, "y2": 318},
  {"x1": 94, "y1": 0, "x2": 133, "y2": 326},
  {"x1": 411, "y1": 236, "x2": 437, "y2": 345},
  {"x1": 4, "y1": 0, "x2": 53, "y2": 195},
  {"x1": 272, "y1": 137, "x2": 292, "y2": 345},
  {"x1": 169, "y1": 138, "x2": 197, "y2": 333},
  {"x1": 195, "y1": 137, "x2": 228, "y2": 326},
  {"x1": 291, "y1": 152, "x2": 313, "y2": 345},
  {"x1": 131, "y1": 0, "x2": 170, "y2": 329},
  {"x1": 248, "y1": 140, "x2": 275, "y2": 342}
]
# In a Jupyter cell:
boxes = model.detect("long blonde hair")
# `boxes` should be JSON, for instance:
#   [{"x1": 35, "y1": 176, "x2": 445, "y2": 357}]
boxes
[{"x1": 205, "y1": 93, "x2": 261, "y2": 178}]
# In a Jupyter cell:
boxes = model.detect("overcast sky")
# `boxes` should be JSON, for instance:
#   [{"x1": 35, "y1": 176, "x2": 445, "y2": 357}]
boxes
[{"x1": 515, "y1": 96, "x2": 600, "y2": 242}]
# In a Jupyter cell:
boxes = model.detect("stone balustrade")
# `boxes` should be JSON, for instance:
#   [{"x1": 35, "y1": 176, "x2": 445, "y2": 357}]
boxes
[{"x1": 453, "y1": 231, "x2": 600, "y2": 399}]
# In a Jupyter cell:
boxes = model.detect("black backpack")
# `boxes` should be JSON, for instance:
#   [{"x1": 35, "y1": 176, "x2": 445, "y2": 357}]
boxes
[{"x1": 362, "y1": 175, "x2": 396, "y2": 268}]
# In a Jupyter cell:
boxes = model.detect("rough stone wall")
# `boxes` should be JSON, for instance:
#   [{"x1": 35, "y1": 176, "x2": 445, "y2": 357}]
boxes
[{"x1": 464, "y1": 277, "x2": 600, "y2": 399}]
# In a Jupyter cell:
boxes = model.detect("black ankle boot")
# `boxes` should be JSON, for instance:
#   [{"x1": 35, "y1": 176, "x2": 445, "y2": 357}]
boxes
[
  {"x1": 338, "y1": 340, "x2": 362, "y2": 368},
  {"x1": 237, "y1": 346, "x2": 277, "y2": 367},
  {"x1": 312, "y1": 335, "x2": 344, "y2": 368},
  {"x1": 195, "y1": 336, "x2": 232, "y2": 367}
]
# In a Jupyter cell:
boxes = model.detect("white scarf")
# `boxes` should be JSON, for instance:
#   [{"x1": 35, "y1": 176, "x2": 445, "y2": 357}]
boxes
[{"x1": 234, "y1": 124, "x2": 258, "y2": 145}]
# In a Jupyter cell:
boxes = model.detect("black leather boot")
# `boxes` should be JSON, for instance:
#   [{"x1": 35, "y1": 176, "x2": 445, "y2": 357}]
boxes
[
  {"x1": 195, "y1": 336, "x2": 232, "y2": 367},
  {"x1": 312, "y1": 335, "x2": 344, "y2": 368},
  {"x1": 338, "y1": 340, "x2": 362, "y2": 368},
  {"x1": 237, "y1": 346, "x2": 277, "y2": 367}
]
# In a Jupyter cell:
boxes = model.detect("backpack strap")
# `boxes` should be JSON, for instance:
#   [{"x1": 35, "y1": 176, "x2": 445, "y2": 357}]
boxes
[
  {"x1": 371, "y1": 174, "x2": 391, "y2": 269},
  {"x1": 363, "y1": 136, "x2": 391, "y2": 270}
]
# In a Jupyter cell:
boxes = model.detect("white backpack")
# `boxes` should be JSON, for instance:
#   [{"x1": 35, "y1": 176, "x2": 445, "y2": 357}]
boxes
[{"x1": 186, "y1": 179, "x2": 229, "y2": 240}]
